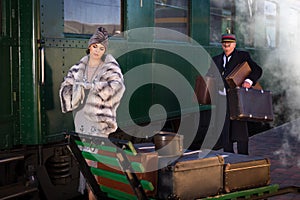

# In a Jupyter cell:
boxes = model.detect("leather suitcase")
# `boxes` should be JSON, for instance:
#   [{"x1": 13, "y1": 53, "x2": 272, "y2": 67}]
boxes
[
  {"x1": 194, "y1": 75, "x2": 216, "y2": 104},
  {"x1": 227, "y1": 87, "x2": 274, "y2": 122},
  {"x1": 220, "y1": 152, "x2": 271, "y2": 193},
  {"x1": 158, "y1": 153, "x2": 224, "y2": 200},
  {"x1": 252, "y1": 82, "x2": 263, "y2": 90},
  {"x1": 226, "y1": 61, "x2": 251, "y2": 88}
]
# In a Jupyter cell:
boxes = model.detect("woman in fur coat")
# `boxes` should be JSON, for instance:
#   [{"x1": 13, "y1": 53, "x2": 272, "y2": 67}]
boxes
[
  {"x1": 59, "y1": 27, "x2": 125, "y2": 199},
  {"x1": 59, "y1": 27, "x2": 125, "y2": 137}
]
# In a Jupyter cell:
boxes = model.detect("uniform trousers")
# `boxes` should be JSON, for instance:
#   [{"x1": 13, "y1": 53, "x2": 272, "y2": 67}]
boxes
[{"x1": 217, "y1": 94, "x2": 249, "y2": 155}]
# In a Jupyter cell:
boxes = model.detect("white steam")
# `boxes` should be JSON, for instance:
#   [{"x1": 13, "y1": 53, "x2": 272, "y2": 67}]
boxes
[{"x1": 235, "y1": 0, "x2": 300, "y2": 167}]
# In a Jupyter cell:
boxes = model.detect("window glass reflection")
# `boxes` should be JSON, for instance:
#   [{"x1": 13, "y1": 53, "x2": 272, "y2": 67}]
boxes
[
  {"x1": 64, "y1": 0, "x2": 121, "y2": 36},
  {"x1": 155, "y1": 0, "x2": 189, "y2": 41}
]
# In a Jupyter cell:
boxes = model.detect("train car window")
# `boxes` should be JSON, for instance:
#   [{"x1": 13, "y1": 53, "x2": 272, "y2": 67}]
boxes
[
  {"x1": 64, "y1": 0, "x2": 122, "y2": 36},
  {"x1": 287, "y1": 7, "x2": 299, "y2": 48},
  {"x1": 154, "y1": 0, "x2": 189, "y2": 41},
  {"x1": 262, "y1": 0, "x2": 277, "y2": 48},
  {"x1": 210, "y1": 0, "x2": 278, "y2": 48},
  {"x1": 236, "y1": 0, "x2": 278, "y2": 48},
  {"x1": 210, "y1": 0, "x2": 234, "y2": 44}
]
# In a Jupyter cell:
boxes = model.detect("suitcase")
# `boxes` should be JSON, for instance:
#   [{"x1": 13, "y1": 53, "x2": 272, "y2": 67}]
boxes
[
  {"x1": 220, "y1": 152, "x2": 271, "y2": 193},
  {"x1": 252, "y1": 82, "x2": 263, "y2": 90},
  {"x1": 158, "y1": 153, "x2": 224, "y2": 200},
  {"x1": 226, "y1": 61, "x2": 251, "y2": 88},
  {"x1": 194, "y1": 75, "x2": 216, "y2": 104},
  {"x1": 227, "y1": 87, "x2": 274, "y2": 122}
]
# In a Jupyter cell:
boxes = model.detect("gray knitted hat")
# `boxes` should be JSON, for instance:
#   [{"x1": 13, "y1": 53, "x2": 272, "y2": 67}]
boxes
[{"x1": 88, "y1": 27, "x2": 109, "y2": 49}]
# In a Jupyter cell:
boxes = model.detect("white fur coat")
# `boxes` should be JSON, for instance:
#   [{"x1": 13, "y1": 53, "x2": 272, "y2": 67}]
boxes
[{"x1": 59, "y1": 54, "x2": 125, "y2": 134}]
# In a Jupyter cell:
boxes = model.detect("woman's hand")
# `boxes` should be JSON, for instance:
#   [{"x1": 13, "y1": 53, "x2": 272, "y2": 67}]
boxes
[
  {"x1": 64, "y1": 77, "x2": 74, "y2": 85},
  {"x1": 75, "y1": 81, "x2": 92, "y2": 89}
]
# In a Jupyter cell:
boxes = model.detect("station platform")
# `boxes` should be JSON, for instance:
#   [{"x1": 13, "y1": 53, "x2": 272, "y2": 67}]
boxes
[{"x1": 246, "y1": 119, "x2": 300, "y2": 200}]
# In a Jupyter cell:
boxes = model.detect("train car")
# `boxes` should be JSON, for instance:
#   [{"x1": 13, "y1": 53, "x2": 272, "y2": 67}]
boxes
[{"x1": 1, "y1": 0, "x2": 299, "y2": 199}]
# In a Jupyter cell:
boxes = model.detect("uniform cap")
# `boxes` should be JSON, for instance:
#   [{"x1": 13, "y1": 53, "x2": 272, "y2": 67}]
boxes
[{"x1": 221, "y1": 33, "x2": 236, "y2": 43}]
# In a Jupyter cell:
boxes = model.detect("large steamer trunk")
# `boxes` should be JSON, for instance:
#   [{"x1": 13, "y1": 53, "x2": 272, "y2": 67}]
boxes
[
  {"x1": 208, "y1": 151, "x2": 271, "y2": 193},
  {"x1": 224, "y1": 153, "x2": 271, "y2": 192},
  {"x1": 158, "y1": 154, "x2": 224, "y2": 200}
]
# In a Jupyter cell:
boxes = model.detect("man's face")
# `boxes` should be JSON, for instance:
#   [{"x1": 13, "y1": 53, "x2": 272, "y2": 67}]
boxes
[{"x1": 222, "y1": 42, "x2": 236, "y2": 56}]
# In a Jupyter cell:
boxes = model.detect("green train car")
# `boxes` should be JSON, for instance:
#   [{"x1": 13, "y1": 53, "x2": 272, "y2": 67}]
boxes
[{"x1": 1, "y1": 0, "x2": 298, "y2": 199}]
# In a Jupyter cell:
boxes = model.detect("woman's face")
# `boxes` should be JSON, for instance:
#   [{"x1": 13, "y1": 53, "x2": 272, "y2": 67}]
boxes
[{"x1": 89, "y1": 43, "x2": 106, "y2": 60}]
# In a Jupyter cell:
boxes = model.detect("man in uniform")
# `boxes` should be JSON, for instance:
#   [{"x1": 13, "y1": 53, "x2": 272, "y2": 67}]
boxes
[{"x1": 207, "y1": 30, "x2": 262, "y2": 155}]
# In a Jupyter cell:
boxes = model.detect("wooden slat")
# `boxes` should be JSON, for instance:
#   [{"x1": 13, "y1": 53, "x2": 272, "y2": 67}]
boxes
[{"x1": 155, "y1": 17, "x2": 188, "y2": 23}]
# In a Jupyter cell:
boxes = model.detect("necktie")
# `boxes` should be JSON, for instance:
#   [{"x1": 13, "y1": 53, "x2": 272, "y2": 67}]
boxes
[
  {"x1": 225, "y1": 56, "x2": 229, "y2": 67},
  {"x1": 222, "y1": 57, "x2": 228, "y2": 76}
]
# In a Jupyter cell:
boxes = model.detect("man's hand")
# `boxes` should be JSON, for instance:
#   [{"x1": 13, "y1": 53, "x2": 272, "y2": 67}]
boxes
[{"x1": 242, "y1": 81, "x2": 251, "y2": 88}]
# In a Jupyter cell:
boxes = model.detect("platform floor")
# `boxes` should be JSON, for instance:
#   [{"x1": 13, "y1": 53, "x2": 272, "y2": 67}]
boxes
[{"x1": 247, "y1": 119, "x2": 300, "y2": 200}]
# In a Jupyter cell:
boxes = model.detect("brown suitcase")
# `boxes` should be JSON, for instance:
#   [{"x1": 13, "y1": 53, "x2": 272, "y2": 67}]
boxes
[
  {"x1": 221, "y1": 152, "x2": 271, "y2": 193},
  {"x1": 194, "y1": 75, "x2": 216, "y2": 104},
  {"x1": 227, "y1": 87, "x2": 274, "y2": 122},
  {"x1": 226, "y1": 61, "x2": 251, "y2": 88},
  {"x1": 252, "y1": 82, "x2": 263, "y2": 90},
  {"x1": 158, "y1": 153, "x2": 224, "y2": 200}
]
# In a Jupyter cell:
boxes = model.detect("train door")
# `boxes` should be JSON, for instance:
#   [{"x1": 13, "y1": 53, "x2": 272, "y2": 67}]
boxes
[{"x1": 0, "y1": 0, "x2": 19, "y2": 149}]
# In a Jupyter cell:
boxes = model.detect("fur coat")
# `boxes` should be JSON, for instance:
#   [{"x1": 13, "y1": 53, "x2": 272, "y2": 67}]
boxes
[{"x1": 59, "y1": 54, "x2": 125, "y2": 135}]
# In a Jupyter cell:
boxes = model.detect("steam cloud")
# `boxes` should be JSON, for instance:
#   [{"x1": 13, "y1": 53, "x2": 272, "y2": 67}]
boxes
[
  {"x1": 235, "y1": 0, "x2": 300, "y2": 167},
  {"x1": 265, "y1": 1, "x2": 300, "y2": 168}
]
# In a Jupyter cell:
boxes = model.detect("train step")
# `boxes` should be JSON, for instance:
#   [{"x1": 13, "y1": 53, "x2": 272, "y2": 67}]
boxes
[
  {"x1": 0, "y1": 182, "x2": 38, "y2": 200},
  {"x1": 0, "y1": 153, "x2": 39, "y2": 199},
  {"x1": 0, "y1": 154, "x2": 24, "y2": 164}
]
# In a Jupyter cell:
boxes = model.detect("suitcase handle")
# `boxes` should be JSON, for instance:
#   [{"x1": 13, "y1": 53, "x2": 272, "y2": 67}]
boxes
[{"x1": 225, "y1": 163, "x2": 270, "y2": 172}]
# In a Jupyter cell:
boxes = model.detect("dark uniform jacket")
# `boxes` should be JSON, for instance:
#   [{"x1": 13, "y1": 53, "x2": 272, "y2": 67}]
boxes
[{"x1": 208, "y1": 49, "x2": 262, "y2": 90}]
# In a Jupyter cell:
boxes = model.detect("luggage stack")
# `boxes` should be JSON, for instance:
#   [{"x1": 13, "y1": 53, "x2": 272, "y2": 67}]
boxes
[
  {"x1": 157, "y1": 150, "x2": 271, "y2": 200},
  {"x1": 69, "y1": 133, "x2": 273, "y2": 200}
]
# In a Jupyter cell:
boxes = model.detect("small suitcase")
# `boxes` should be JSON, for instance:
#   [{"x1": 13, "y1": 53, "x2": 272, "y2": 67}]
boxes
[
  {"x1": 194, "y1": 75, "x2": 216, "y2": 105},
  {"x1": 220, "y1": 152, "x2": 271, "y2": 193},
  {"x1": 158, "y1": 153, "x2": 224, "y2": 200},
  {"x1": 226, "y1": 61, "x2": 251, "y2": 88},
  {"x1": 227, "y1": 87, "x2": 274, "y2": 122}
]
